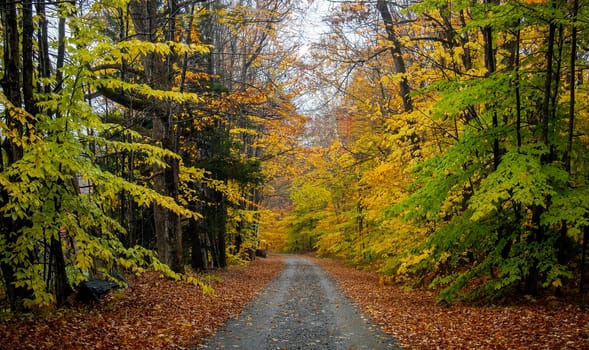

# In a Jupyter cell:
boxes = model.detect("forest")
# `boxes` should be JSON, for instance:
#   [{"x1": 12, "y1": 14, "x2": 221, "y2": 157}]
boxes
[{"x1": 1, "y1": 0, "x2": 588, "y2": 316}]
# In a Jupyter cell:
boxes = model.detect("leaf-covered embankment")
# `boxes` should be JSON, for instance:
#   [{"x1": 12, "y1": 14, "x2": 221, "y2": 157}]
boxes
[
  {"x1": 0, "y1": 256, "x2": 284, "y2": 350},
  {"x1": 316, "y1": 258, "x2": 589, "y2": 350}
]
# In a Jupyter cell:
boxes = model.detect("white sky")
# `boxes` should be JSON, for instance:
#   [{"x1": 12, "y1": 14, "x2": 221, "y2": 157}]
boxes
[{"x1": 289, "y1": 0, "x2": 332, "y2": 58}]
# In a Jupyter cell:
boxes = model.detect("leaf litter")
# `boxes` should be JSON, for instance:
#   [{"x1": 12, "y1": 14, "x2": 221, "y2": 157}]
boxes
[
  {"x1": 2, "y1": 254, "x2": 588, "y2": 349},
  {"x1": 314, "y1": 257, "x2": 589, "y2": 350},
  {"x1": 0, "y1": 256, "x2": 284, "y2": 350}
]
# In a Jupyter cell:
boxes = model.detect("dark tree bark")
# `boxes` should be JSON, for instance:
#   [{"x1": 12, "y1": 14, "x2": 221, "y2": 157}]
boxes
[
  {"x1": 376, "y1": 0, "x2": 412, "y2": 113},
  {"x1": 0, "y1": 0, "x2": 31, "y2": 311},
  {"x1": 526, "y1": 0, "x2": 560, "y2": 295},
  {"x1": 565, "y1": 0, "x2": 578, "y2": 173},
  {"x1": 581, "y1": 225, "x2": 588, "y2": 303},
  {"x1": 201, "y1": 188, "x2": 228, "y2": 269},
  {"x1": 35, "y1": 0, "x2": 52, "y2": 94},
  {"x1": 22, "y1": 0, "x2": 36, "y2": 115},
  {"x1": 49, "y1": 232, "x2": 72, "y2": 306},
  {"x1": 514, "y1": 29, "x2": 522, "y2": 149},
  {"x1": 541, "y1": 16, "x2": 556, "y2": 145},
  {"x1": 566, "y1": 0, "x2": 580, "y2": 299},
  {"x1": 189, "y1": 219, "x2": 208, "y2": 270},
  {"x1": 481, "y1": 0, "x2": 500, "y2": 170},
  {"x1": 128, "y1": 0, "x2": 184, "y2": 272}
]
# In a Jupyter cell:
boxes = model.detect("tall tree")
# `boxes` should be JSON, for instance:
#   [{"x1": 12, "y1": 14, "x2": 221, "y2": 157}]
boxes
[
  {"x1": 1, "y1": 0, "x2": 31, "y2": 310},
  {"x1": 96, "y1": 0, "x2": 212, "y2": 272},
  {"x1": 0, "y1": 0, "x2": 204, "y2": 311},
  {"x1": 181, "y1": 0, "x2": 297, "y2": 269},
  {"x1": 125, "y1": 0, "x2": 183, "y2": 272},
  {"x1": 376, "y1": 0, "x2": 412, "y2": 112},
  {"x1": 288, "y1": 0, "x2": 589, "y2": 302}
]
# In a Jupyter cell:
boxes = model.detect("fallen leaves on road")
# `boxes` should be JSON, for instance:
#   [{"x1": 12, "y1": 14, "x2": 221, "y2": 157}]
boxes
[
  {"x1": 3, "y1": 255, "x2": 588, "y2": 349},
  {"x1": 0, "y1": 256, "x2": 284, "y2": 350},
  {"x1": 315, "y1": 257, "x2": 589, "y2": 350}
]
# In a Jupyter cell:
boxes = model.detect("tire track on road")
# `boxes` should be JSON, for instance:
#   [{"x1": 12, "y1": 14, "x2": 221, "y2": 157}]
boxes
[{"x1": 197, "y1": 256, "x2": 401, "y2": 350}]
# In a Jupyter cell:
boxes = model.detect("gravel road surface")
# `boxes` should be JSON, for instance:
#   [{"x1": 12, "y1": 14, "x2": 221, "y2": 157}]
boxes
[{"x1": 197, "y1": 256, "x2": 401, "y2": 350}]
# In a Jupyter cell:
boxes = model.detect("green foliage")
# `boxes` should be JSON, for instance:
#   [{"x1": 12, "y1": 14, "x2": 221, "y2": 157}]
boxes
[
  {"x1": 284, "y1": 0, "x2": 589, "y2": 304},
  {"x1": 386, "y1": 0, "x2": 589, "y2": 301},
  {"x1": 285, "y1": 183, "x2": 332, "y2": 252},
  {"x1": 469, "y1": 144, "x2": 569, "y2": 221},
  {"x1": 0, "y1": 0, "x2": 214, "y2": 311}
]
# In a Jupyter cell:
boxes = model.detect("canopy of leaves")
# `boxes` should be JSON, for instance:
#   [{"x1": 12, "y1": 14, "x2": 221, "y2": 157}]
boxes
[
  {"x1": 0, "y1": 0, "x2": 303, "y2": 312},
  {"x1": 281, "y1": 0, "x2": 589, "y2": 303}
]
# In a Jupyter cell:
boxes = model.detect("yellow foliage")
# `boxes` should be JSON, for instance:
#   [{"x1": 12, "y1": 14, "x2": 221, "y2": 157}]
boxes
[
  {"x1": 379, "y1": 275, "x2": 394, "y2": 286},
  {"x1": 396, "y1": 247, "x2": 434, "y2": 282}
]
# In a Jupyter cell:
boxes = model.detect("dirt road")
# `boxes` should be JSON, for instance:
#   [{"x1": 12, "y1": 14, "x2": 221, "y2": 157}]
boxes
[{"x1": 198, "y1": 256, "x2": 401, "y2": 350}]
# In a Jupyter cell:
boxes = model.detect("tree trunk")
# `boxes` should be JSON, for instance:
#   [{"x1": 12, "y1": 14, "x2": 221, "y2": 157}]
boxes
[
  {"x1": 35, "y1": 0, "x2": 52, "y2": 94},
  {"x1": 565, "y1": 0, "x2": 578, "y2": 173},
  {"x1": 514, "y1": 28, "x2": 522, "y2": 149},
  {"x1": 376, "y1": 0, "x2": 412, "y2": 113},
  {"x1": 49, "y1": 234, "x2": 72, "y2": 306},
  {"x1": 216, "y1": 201, "x2": 228, "y2": 269},
  {"x1": 190, "y1": 218, "x2": 208, "y2": 270},
  {"x1": 153, "y1": 145, "x2": 183, "y2": 272},
  {"x1": 581, "y1": 225, "x2": 588, "y2": 304},
  {"x1": 541, "y1": 13, "x2": 556, "y2": 145},
  {"x1": 129, "y1": 0, "x2": 184, "y2": 272},
  {"x1": 197, "y1": 187, "x2": 228, "y2": 269},
  {"x1": 482, "y1": 0, "x2": 500, "y2": 170},
  {"x1": 526, "y1": 205, "x2": 545, "y2": 295},
  {"x1": 22, "y1": 0, "x2": 36, "y2": 115},
  {"x1": 0, "y1": 0, "x2": 31, "y2": 311}
]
